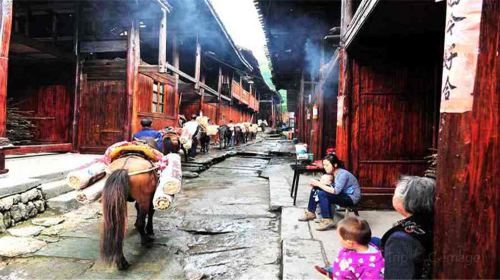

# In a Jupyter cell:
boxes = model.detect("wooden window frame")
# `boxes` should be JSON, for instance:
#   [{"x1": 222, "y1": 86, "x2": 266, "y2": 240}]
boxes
[{"x1": 152, "y1": 81, "x2": 165, "y2": 113}]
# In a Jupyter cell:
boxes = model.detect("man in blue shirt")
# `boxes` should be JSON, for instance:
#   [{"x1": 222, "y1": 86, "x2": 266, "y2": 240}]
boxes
[{"x1": 133, "y1": 118, "x2": 162, "y2": 151}]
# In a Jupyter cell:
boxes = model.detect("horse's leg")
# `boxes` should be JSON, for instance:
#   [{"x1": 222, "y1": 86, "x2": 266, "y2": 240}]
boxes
[
  {"x1": 134, "y1": 202, "x2": 151, "y2": 246},
  {"x1": 146, "y1": 201, "x2": 155, "y2": 238}
]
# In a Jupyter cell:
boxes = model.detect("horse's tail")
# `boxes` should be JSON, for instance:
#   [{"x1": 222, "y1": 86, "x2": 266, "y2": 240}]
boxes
[{"x1": 101, "y1": 169, "x2": 129, "y2": 266}]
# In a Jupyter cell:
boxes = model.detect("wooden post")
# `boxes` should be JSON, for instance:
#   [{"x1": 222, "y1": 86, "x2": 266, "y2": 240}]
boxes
[
  {"x1": 71, "y1": 1, "x2": 81, "y2": 151},
  {"x1": 194, "y1": 34, "x2": 201, "y2": 89},
  {"x1": 126, "y1": 19, "x2": 140, "y2": 140},
  {"x1": 0, "y1": 0, "x2": 13, "y2": 137},
  {"x1": 336, "y1": 0, "x2": 354, "y2": 167},
  {"x1": 172, "y1": 32, "x2": 180, "y2": 121},
  {"x1": 434, "y1": 1, "x2": 499, "y2": 278},
  {"x1": 216, "y1": 66, "x2": 222, "y2": 124},
  {"x1": 158, "y1": 8, "x2": 167, "y2": 73},
  {"x1": 199, "y1": 75, "x2": 205, "y2": 115}
]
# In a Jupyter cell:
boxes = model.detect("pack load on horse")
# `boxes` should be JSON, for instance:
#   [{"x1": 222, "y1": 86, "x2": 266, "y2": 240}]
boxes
[
  {"x1": 63, "y1": 141, "x2": 183, "y2": 270},
  {"x1": 161, "y1": 126, "x2": 185, "y2": 155},
  {"x1": 180, "y1": 119, "x2": 198, "y2": 150},
  {"x1": 249, "y1": 124, "x2": 259, "y2": 140},
  {"x1": 100, "y1": 141, "x2": 183, "y2": 270},
  {"x1": 196, "y1": 116, "x2": 210, "y2": 154}
]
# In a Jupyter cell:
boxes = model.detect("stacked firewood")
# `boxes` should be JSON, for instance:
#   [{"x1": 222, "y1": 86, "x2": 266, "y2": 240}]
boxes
[
  {"x1": 6, "y1": 99, "x2": 36, "y2": 145},
  {"x1": 424, "y1": 151, "x2": 438, "y2": 179}
]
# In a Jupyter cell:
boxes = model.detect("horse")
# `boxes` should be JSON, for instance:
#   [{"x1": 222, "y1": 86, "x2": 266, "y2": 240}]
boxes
[
  {"x1": 100, "y1": 155, "x2": 158, "y2": 270},
  {"x1": 199, "y1": 129, "x2": 210, "y2": 154},
  {"x1": 161, "y1": 128, "x2": 189, "y2": 162},
  {"x1": 218, "y1": 125, "x2": 231, "y2": 149},
  {"x1": 233, "y1": 125, "x2": 243, "y2": 146}
]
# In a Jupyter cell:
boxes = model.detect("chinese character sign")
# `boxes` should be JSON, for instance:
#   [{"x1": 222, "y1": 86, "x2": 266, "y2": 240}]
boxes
[{"x1": 440, "y1": 0, "x2": 483, "y2": 113}]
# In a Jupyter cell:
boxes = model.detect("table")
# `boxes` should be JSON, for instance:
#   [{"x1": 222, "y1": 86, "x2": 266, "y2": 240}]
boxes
[{"x1": 290, "y1": 160, "x2": 324, "y2": 206}]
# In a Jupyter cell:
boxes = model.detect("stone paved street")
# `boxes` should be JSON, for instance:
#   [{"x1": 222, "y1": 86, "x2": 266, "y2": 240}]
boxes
[
  {"x1": 0, "y1": 138, "x2": 286, "y2": 279},
  {"x1": 0, "y1": 138, "x2": 398, "y2": 279}
]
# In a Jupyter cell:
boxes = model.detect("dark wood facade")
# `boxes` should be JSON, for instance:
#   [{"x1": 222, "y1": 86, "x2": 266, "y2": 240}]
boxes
[
  {"x1": 0, "y1": 0, "x2": 269, "y2": 155},
  {"x1": 434, "y1": 0, "x2": 499, "y2": 277},
  {"x1": 258, "y1": 0, "x2": 499, "y2": 277}
]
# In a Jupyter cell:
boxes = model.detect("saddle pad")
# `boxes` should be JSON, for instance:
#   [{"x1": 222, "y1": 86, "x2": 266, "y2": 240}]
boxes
[{"x1": 106, "y1": 141, "x2": 163, "y2": 163}]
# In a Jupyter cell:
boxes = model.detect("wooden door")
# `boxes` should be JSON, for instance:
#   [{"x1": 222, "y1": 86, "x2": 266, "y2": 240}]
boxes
[{"x1": 78, "y1": 80, "x2": 126, "y2": 153}]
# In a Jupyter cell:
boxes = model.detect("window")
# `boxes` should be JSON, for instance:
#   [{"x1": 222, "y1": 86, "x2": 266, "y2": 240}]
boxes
[{"x1": 152, "y1": 82, "x2": 165, "y2": 113}]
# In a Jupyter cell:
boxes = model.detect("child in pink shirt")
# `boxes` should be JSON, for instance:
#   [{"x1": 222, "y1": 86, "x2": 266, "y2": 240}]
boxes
[{"x1": 315, "y1": 217, "x2": 384, "y2": 280}]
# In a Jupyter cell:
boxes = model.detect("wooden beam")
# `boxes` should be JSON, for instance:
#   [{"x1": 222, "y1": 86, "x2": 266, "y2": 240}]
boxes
[
  {"x1": 194, "y1": 34, "x2": 201, "y2": 89},
  {"x1": 126, "y1": 20, "x2": 140, "y2": 141},
  {"x1": 200, "y1": 76, "x2": 205, "y2": 115},
  {"x1": 5, "y1": 143, "x2": 72, "y2": 155},
  {"x1": 71, "y1": 1, "x2": 81, "y2": 152},
  {"x1": 80, "y1": 40, "x2": 127, "y2": 53},
  {"x1": 342, "y1": 0, "x2": 380, "y2": 48},
  {"x1": 172, "y1": 32, "x2": 181, "y2": 122},
  {"x1": 11, "y1": 34, "x2": 73, "y2": 60},
  {"x1": 158, "y1": 8, "x2": 167, "y2": 73},
  {"x1": 0, "y1": 0, "x2": 13, "y2": 137}
]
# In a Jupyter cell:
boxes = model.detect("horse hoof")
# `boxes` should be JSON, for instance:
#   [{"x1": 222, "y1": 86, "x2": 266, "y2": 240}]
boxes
[{"x1": 118, "y1": 259, "x2": 130, "y2": 271}]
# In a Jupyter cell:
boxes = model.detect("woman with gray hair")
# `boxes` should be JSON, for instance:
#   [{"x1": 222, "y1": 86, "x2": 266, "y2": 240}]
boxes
[{"x1": 380, "y1": 176, "x2": 435, "y2": 279}]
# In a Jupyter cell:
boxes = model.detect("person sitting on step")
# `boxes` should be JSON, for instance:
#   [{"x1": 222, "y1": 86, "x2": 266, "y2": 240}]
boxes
[{"x1": 298, "y1": 153, "x2": 361, "y2": 231}]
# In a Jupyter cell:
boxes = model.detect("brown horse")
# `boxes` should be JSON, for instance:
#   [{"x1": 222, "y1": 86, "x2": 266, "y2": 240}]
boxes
[{"x1": 100, "y1": 155, "x2": 158, "y2": 270}]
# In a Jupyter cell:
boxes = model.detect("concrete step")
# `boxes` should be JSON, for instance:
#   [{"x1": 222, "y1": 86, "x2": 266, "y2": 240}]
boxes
[
  {"x1": 40, "y1": 179, "x2": 73, "y2": 200},
  {"x1": 282, "y1": 239, "x2": 325, "y2": 280},
  {"x1": 46, "y1": 190, "x2": 79, "y2": 213},
  {"x1": 268, "y1": 175, "x2": 293, "y2": 211}
]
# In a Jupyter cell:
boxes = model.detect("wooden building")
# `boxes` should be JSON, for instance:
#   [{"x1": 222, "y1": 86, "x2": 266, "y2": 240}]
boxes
[
  {"x1": 0, "y1": 0, "x2": 274, "y2": 155},
  {"x1": 255, "y1": 0, "x2": 341, "y2": 154},
  {"x1": 257, "y1": 0, "x2": 499, "y2": 277}
]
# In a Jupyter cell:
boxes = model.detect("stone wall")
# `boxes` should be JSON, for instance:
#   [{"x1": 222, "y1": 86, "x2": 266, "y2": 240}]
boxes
[{"x1": 0, "y1": 187, "x2": 45, "y2": 232}]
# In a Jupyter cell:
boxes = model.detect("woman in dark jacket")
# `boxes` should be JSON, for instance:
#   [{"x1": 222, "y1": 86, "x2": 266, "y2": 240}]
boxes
[{"x1": 381, "y1": 176, "x2": 435, "y2": 279}]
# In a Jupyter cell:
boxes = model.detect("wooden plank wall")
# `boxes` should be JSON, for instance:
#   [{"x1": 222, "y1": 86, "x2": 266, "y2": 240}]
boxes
[
  {"x1": 434, "y1": 1, "x2": 499, "y2": 278},
  {"x1": 17, "y1": 85, "x2": 71, "y2": 143},
  {"x1": 180, "y1": 101, "x2": 200, "y2": 119},
  {"x1": 78, "y1": 78, "x2": 126, "y2": 153},
  {"x1": 133, "y1": 73, "x2": 177, "y2": 132},
  {"x1": 352, "y1": 57, "x2": 438, "y2": 191},
  {"x1": 202, "y1": 102, "x2": 217, "y2": 122},
  {"x1": 336, "y1": 36, "x2": 443, "y2": 207}
]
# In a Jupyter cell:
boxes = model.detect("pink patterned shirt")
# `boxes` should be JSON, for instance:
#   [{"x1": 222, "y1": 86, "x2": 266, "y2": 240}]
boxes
[{"x1": 331, "y1": 244, "x2": 384, "y2": 280}]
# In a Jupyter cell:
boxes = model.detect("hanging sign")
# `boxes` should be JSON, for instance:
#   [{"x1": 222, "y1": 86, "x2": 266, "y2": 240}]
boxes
[
  {"x1": 440, "y1": 0, "x2": 483, "y2": 113},
  {"x1": 306, "y1": 108, "x2": 311, "y2": 120}
]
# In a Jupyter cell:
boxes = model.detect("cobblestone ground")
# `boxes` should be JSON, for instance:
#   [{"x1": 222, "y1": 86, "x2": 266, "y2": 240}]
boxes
[{"x1": 0, "y1": 139, "x2": 286, "y2": 280}]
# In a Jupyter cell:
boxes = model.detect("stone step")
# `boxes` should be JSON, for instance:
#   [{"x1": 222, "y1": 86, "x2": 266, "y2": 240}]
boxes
[
  {"x1": 282, "y1": 239, "x2": 325, "y2": 280},
  {"x1": 268, "y1": 175, "x2": 293, "y2": 211},
  {"x1": 40, "y1": 179, "x2": 73, "y2": 200},
  {"x1": 46, "y1": 190, "x2": 79, "y2": 213}
]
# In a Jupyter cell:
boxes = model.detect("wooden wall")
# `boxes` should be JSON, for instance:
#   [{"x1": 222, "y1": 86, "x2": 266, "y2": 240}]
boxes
[
  {"x1": 434, "y1": 1, "x2": 499, "y2": 278},
  {"x1": 202, "y1": 102, "x2": 217, "y2": 122},
  {"x1": 78, "y1": 78, "x2": 126, "y2": 153},
  {"x1": 337, "y1": 37, "x2": 443, "y2": 207},
  {"x1": 77, "y1": 59, "x2": 128, "y2": 154},
  {"x1": 133, "y1": 72, "x2": 178, "y2": 132},
  {"x1": 7, "y1": 60, "x2": 75, "y2": 145},
  {"x1": 17, "y1": 85, "x2": 71, "y2": 143},
  {"x1": 180, "y1": 101, "x2": 200, "y2": 120}
]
